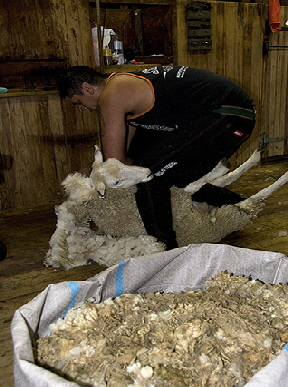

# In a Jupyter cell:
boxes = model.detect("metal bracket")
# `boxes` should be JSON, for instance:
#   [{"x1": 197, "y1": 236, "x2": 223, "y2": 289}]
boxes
[
  {"x1": 263, "y1": 37, "x2": 288, "y2": 53},
  {"x1": 260, "y1": 133, "x2": 286, "y2": 151}
]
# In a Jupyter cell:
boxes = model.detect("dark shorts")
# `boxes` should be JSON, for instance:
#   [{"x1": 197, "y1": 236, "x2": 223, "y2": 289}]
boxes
[
  {"x1": 129, "y1": 112, "x2": 255, "y2": 187},
  {"x1": 128, "y1": 111, "x2": 256, "y2": 249}
]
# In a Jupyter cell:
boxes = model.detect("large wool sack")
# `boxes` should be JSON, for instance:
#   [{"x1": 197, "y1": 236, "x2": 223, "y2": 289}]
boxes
[{"x1": 11, "y1": 243, "x2": 288, "y2": 387}]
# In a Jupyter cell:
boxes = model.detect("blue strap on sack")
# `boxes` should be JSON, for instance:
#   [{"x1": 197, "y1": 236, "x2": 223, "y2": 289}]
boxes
[
  {"x1": 63, "y1": 281, "x2": 81, "y2": 317},
  {"x1": 115, "y1": 261, "x2": 126, "y2": 297}
]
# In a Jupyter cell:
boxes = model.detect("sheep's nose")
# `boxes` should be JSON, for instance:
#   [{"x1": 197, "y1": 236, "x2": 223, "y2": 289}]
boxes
[{"x1": 145, "y1": 173, "x2": 154, "y2": 182}]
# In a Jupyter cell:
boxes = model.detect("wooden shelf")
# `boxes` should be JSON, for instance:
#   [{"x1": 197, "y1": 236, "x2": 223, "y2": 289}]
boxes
[
  {"x1": 96, "y1": 63, "x2": 166, "y2": 74},
  {"x1": 89, "y1": 0, "x2": 172, "y2": 5},
  {"x1": 0, "y1": 59, "x2": 68, "y2": 93},
  {"x1": 0, "y1": 89, "x2": 58, "y2": 98}
]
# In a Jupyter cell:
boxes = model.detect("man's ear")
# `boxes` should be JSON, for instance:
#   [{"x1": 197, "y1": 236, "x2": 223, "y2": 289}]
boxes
[{"x1": 82, "y1": 82, "x2": 94, "y2": 95}]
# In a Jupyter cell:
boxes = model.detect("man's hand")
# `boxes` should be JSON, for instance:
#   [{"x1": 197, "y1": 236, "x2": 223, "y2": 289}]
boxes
[{"x1": 78, "y1": 163, "x2": 93, "y2": 177}]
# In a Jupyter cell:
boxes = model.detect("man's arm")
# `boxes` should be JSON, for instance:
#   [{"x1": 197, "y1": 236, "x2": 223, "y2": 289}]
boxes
[
  {"x1": 97, "y1": 102, "x2": 128, "y2": 163},
  {"x1": 97, "y1": 75, "x2": 153, "y2": 164}
]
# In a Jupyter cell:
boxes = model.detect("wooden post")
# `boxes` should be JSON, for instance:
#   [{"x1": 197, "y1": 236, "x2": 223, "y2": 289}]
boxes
[
  {"x1": 134, "y1": 8, "x2": 144, "y2": 56},
  {"x1": 96, "y1": 0, "x2": 104, "y2": 73}
]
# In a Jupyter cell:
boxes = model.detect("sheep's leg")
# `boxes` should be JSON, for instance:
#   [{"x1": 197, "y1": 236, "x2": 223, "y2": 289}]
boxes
[
  {"x1": 212, "y1": 149, "x2": 261, "y2": 188},
  {"x1": 45, "y1": 200, "x2": 93, "y2": 269},
  {"x1": 184, "y1": 150, "x2": 260, "y2": 195},
  {"x1": 184, "y1": 160, "x2": 229, "y2": 194},
  {"x1": 238, "y1": 169, "x2": 288, "y2": 211}
]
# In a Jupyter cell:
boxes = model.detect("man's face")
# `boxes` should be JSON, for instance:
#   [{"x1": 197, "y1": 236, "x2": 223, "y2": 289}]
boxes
[
  {"x1": 69, "y1": 93, "x2": 97, "y2": 111},
  {"x1": 69, "y1": 82, "x2": 100, "y2": 111}
]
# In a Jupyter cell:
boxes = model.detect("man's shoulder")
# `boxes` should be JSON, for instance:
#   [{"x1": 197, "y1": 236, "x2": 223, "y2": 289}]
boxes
[{"x1": 99, "y1": 73, "x2": 154, "y2": 116}]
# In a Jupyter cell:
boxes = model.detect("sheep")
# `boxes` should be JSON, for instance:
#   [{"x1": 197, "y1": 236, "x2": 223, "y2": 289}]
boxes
[
  {"x1": 90, "y1": 145, "x2": 153, "y2": 196},
  {"x1": 45, "y1": 148, "x2": 288, "y2": 269},
  {"x1": 45, "y1": 178, "x2": 165, "y2": 269}
]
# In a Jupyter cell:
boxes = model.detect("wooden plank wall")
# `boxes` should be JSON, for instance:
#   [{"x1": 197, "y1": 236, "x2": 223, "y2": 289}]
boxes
[
  {"x1": 0, "y1": 0, "x2": 94, "y2": 66},
  {"x1": 0, "y1": 94, "x2": 99, "y2": 209},
  {"x1": 175, "y1": 0, "x2": 269, "y2": 166},
  {"x1": 264, "y1": 6, "x2": 288, "y2": 158},
  {"x1": 0, "y1": 0, "x2": 99, "y2": 209},
  {"x1": 1, "y1": 0, "x2": 288, "y2": 209}
]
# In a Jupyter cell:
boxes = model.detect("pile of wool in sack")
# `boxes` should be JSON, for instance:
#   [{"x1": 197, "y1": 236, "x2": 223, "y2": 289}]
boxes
[{"x1": 36, "y1": 272, "x2": 288, "y2": 387}]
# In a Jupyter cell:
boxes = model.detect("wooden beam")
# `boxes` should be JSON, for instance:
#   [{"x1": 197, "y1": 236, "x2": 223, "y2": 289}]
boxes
[
  {"x1": 89, "y1": 0, "x2": 172, "y2": 6},
  {"x1": 96, "y1": 0, "x2": 104, "y2": 73}
]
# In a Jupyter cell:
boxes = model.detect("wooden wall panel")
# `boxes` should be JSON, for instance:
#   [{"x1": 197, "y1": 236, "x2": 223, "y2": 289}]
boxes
[
  {"x1": 0, "y1": 0, "x2": 94, "y2": 65},
  {"x1": 264, "y1": 6, "x2": 288, "y2": 158},
  {"x1": 0, "y1": 0, "x2": 98, "y2": 209},
  {"x1": 175, "y1": 1, "x2": 268, "y2": 166},
  {"x1": 0, "y1": 96, "x2": 56, "y2": 208},
  {"x1": 0, "y1": 94, "x2": 98, "y2": 209},
  {"x1": 1, "y1": 0, "x2": 288, "y2": 209},
  {"x1": 176, "y1": 1, "x2": 288, "y2": 164},
  {"x1": 61, "y1": 0, "x2": 94, "y2": 66}
]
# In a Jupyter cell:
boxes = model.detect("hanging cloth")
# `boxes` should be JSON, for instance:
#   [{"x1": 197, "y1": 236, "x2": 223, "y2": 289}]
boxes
[{"x1": 269, "y1": 0, "x2": 281, "y2": 32}]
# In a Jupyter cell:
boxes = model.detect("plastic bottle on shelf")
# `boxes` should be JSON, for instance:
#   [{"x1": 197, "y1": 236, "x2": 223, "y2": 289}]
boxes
[
  {"x1": 92, "y1": 24, "x2": 117, "y2": 66},
  {"x1": 112, "y1": 40, "x2": 125, "y2": 65}
]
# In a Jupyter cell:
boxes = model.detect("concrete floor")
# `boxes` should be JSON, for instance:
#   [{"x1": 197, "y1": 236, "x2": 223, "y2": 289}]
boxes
[{"x1": 1, "y1": 160, "x2": 288, "y2": 386}]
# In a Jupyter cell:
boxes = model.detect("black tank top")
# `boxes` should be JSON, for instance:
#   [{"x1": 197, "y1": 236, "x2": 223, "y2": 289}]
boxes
[{"x1": 127, "y1": 66, "x2": 253, "y2": 132}]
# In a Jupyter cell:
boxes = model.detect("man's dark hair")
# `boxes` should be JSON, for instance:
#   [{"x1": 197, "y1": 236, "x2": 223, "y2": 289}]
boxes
[{"x1": 57, "y1": 66, "x2": 107, "y2": 98}]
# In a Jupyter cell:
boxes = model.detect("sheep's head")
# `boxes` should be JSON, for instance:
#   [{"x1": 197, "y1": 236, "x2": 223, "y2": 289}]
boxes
[{"x1": 90, "y1": 146, "x2": 153, "y2": 197}]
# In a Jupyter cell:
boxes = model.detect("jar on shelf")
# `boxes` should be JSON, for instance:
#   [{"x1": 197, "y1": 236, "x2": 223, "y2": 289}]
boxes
[{"x1": 103, "y1": 47, "x2": 113, "y2": 66}]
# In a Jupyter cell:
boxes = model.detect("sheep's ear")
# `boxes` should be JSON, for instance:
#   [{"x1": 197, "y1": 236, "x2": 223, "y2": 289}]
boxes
[{"x1": 94, "y1": 145, "x2": 103, "y2": 164}]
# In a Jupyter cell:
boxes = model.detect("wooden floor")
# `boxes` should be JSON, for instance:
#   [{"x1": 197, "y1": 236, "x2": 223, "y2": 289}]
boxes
[{"x1": 1, "y1": 160, "x2": 288, "y2": 386}]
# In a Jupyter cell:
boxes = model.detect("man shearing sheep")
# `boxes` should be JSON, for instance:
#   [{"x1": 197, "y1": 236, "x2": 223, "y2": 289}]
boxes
[{"x1": 58, "y1": 65, "x2": 256, "y2": 250}]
